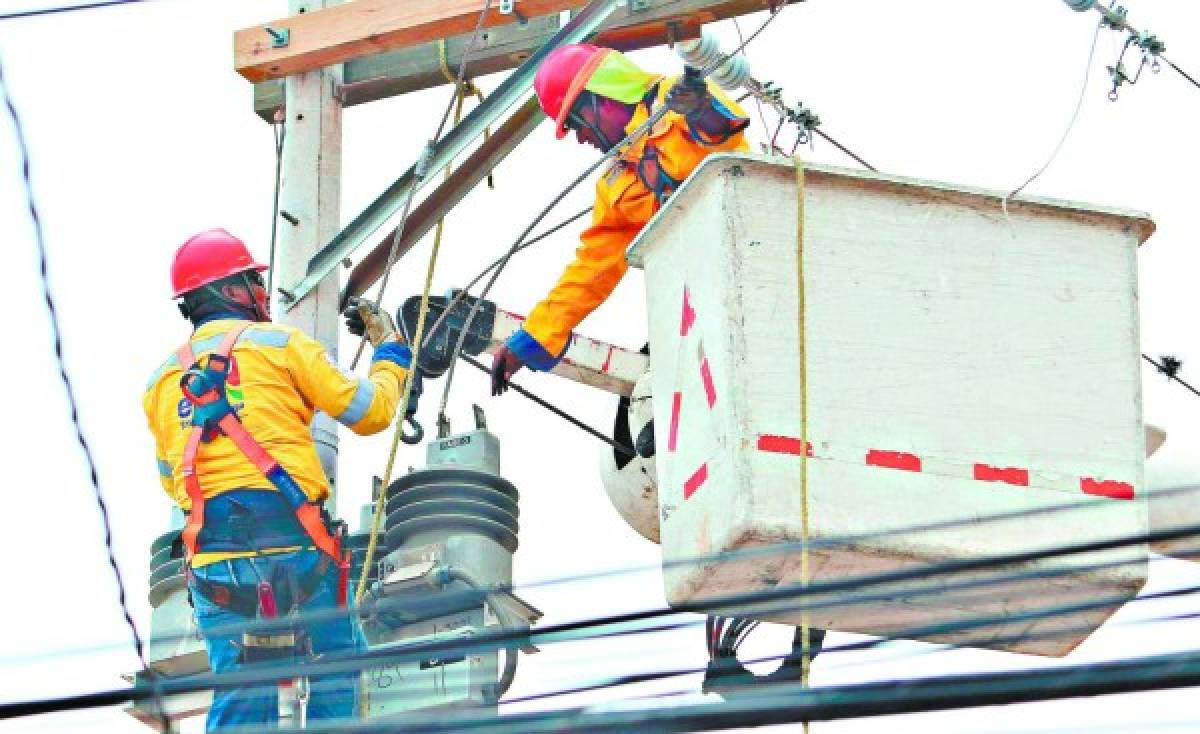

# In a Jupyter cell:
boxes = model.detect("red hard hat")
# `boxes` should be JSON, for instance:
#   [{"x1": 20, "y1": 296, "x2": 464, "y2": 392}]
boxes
[
  {"x1": 170, "y1": 228, "x2": 268, "y2": 298},
  {"x1": 534, "y1": 43, "x2": 609, "y2": 140}
]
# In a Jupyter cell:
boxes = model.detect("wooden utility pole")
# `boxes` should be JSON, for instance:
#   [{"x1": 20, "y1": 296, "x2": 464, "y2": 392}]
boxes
[{"x1": 273, "y1": 0, "x2": 345, "y2": 512}]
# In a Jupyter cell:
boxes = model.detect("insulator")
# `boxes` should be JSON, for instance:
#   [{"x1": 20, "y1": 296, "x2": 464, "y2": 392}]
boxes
[
  {"x1": 709, "y1": 54, "x2": 751, "y2": 91},
  {"x1": 384, "y1": 467, "x2": 520, "y2": 554},
  {"x1": 675, "y1": 29, "x2": 723, "y2": 70},
  {"x1": 675, "y1": 28, "x2": 752, "y2": 91},
  {"x1": 1063, "y1": 0, "x2": 1096, "y2": 11}
]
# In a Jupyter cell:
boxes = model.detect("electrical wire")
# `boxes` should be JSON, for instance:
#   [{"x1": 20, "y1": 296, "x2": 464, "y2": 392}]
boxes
[
  {"x1": 458, "y1": 354, "x2": 636, "y2": 456},
  {"x1": 813, "y1": 128, "x2": 877, "y2": 171},
  {"x1": 19, "y1": 481, "x2": 1199, "y2": 668},
  {"x1": 1144, "y1": 353, "x2": 1200, "y2": 399},
  {"x1": 0, "y1": 51, "x2": 169, "y2": 731},
  {"x1": 503, "y1": 584, "x2": 1200, "y2": 709},
  {"x1": 245, "y1": 640, "x2": 1200, "y2": 733},
  {"x1": 1163, "y1": 55, "x2": 1200, "y2": 93},
  {"x1": 0, "y1": 0, "x2": 166, "y2": 21},
  {"x1": 266, "y1": 100, "x2": 285, "y2": 303},
  {"x1": 4, "y1": 546, "x2": 1193, "y2": 727},
  {"x1": 11, "y1": 512, "x2": 1194, "y2": 713},
  {"x1": 419, "y1": 206, "x2": 592, "y2": 351},
  {"x1": 1002, "y1": 19, "x2": 1103, "y2": 220},
  {"x1": 730, "y1": 17, "x2": 773, "y2": 140}
]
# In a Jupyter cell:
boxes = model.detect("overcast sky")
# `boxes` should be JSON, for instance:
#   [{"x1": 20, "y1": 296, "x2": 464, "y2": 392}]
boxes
[{"x1": 3, "y1": 0, "x2": 1200, "y2": 732}]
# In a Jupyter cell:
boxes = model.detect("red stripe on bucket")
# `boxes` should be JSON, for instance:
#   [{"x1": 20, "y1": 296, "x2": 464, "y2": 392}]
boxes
[
  {"x1": 680, "y1": 288, "x2": 696, "y2": 337},
  {"x1": 683, "y1": 463, "x2": 709, "y2": 499},
  {"x1": 668, "y1": 392, "x2": 682, "y2": 453},
  {"x1": 700, "y1": 357, "x2": 716, "y2": 408},
  {"x1": 866, "y1": 450, "x2": 922, "y2": 472},
  {"x1": 1081, "y1": 477, "x2": 1135, "y2": 500},
  {"x1": 757, "y1": 435, "x2": 814, "y2": 457},
  {"x1": 972, "y1": 464, "x2": 1030, "y2": 487}
]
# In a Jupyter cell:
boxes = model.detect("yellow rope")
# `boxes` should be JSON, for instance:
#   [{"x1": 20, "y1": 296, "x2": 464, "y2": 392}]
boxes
[
  {"x1": 794, "y1": 157, "x2": 811, "y2": 733},
  {"x1": 437, "y1": 38, "x2": 494, "y2": 188},
  {"x1": 355, "y1": 40, "x2": 477, "y2": 715}
]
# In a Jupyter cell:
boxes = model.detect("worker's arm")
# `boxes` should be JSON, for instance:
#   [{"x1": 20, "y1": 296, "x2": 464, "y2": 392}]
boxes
[
  {"x1": 507, "y1": 182, "x2": 647, "y2": 370},
  {"x1": 288, "y1": 328, "x2": 411, "y2": 435}
]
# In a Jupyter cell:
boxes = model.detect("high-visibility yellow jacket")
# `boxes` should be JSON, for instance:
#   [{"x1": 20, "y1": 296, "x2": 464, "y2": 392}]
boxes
[
  {"x1": 507, "y1": 79, "x2": 750, "y2": 368},
  {"x1": 144, "y1": 319, "x2": 408, "y2": 558}
]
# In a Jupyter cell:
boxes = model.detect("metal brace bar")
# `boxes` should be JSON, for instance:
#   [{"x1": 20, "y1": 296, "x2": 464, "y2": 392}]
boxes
[
  {"x1": 282, "y1": 0, "x2": 621, "y2": 311},
  {"x1": 341, "y1": 96, "x2": 546, "y2": 306}
]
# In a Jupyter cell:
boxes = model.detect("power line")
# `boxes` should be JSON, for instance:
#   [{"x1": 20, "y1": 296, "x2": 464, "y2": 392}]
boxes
[
  {"x1": 1144, "y1": 353, "x2": 1200, "y2": 399},
  {"x1": 458, "y1": 354, "x2": 635, "y2": 456},
  {"x1": 0, "y1": 0, "x2": 168, "y2": 21},
  {"x1": 502, "y1": 577, "x2": 1200, "y2": 709},
  {"x1": 270, "y1": 643, "x2": 1200, "y2": 733},
  {"x1": 1002, "y1": 17, "x2": 1103, "y2": 217},
  {"x1": 15, "y1": 481, "x2": 1196, "y2": 668},
  {"x1": 1163, "y1": 55, "x2": 1200, "y2": 93},
  {"x1": 0, "y1": 51, "x2": 168, "y2": 730},
  {"x1": 4, "y1": 511, "x2": 1195, "y2": 720}
]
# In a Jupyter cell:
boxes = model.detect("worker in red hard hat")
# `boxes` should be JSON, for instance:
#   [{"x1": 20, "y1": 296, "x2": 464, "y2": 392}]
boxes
[
  {"x1": 144, "y1": 228, "x2": 411, "y2": 730},
  {"x1": 490, "y1": 46, "x2": 829, "y2": 679},
  {"x1": 489, "y1": 43, "x2": 751, "y2": 392}
]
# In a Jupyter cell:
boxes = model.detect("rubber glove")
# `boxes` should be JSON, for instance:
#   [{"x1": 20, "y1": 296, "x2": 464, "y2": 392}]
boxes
[{"x1": 490, "y1": 346, "x2": 525, "y2": 396}]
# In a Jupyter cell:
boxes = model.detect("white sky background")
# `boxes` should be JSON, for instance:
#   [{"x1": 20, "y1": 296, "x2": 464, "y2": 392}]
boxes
[{"x1": 2, "y1": 0, "x2": 1200, "y2": 731}]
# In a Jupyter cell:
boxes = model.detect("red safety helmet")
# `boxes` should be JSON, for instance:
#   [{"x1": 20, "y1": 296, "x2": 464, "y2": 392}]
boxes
[
  {"x1": 170, "y1": 228, "x2": 268, "y2": 298},
  {"x1": 533, "y1": 43, "x2": 609, "y2": 139}
]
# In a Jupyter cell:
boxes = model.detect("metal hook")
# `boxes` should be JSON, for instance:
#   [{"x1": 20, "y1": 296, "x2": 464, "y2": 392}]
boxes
[
  {"x1": 400, "y1": 415, "x2": 424, "y2": 445},
  {"x1": 1108, "y1": 88, "x2": 1120, "y2": 102}
]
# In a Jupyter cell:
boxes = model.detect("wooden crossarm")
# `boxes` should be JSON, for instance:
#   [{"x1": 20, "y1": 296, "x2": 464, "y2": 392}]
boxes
[{"x1": 235, "y1": 0, "x2": 590, "y2": 82}]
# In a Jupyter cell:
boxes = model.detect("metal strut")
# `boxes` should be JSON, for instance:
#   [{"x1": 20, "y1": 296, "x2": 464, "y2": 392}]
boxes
[{"x1": 282, "y1": 0, "x2": 622, "y2": 311}]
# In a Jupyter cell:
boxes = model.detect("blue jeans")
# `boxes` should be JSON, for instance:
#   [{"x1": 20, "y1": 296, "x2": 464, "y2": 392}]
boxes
[{"x1": 189, "y1": 550, "x2": 363, "y2": 731}]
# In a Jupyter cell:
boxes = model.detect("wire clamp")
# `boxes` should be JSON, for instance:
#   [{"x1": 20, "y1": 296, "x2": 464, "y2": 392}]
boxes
[
  {"x1": 414, "y1": 141, "x2": 436, "y2": 181},
  {"x1": 1101, "y1": 4, "x2": 1128, "y2": 30}
]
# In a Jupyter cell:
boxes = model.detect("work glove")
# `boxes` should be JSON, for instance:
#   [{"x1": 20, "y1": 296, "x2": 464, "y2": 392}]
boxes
[
  {"x1": 343, "y1": 297, "x2": 401, "y2": 348},
  {"x1": 665, "y1": 65, "x2": 711, "y2": 119},
  {"x1": 489, "y1": 346, "x2": 525, "y2": 396}
]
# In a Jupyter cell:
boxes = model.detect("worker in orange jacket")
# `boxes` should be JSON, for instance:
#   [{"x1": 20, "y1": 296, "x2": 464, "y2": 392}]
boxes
[
  {"x1": 489, "y1": 43, "x2": 751, "y2": 392},
  {"x1": 490, "y1": 45, "x2": 828, "y2": 681},
  {"x1": 144, "y1": 229, "x2": 409, "y2": 730}
]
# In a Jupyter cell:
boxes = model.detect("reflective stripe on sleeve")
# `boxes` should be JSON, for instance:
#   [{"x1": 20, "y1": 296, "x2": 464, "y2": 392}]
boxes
[
  {"x1": 241, "y1": 328, "x2": 291, "y2": 348},
  {"x1": 334, "y1": 379, "x2": 376, "y2": 427}
]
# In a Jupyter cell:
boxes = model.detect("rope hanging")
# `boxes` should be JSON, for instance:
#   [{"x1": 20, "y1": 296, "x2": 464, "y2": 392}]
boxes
[{"x1": 793, "y1": 157, "x2": 812, "y2": 730}]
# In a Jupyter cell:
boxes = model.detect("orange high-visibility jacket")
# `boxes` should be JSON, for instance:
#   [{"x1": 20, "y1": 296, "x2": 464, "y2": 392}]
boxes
[
  {"x1": 507, "y1": 79, "x2": 750, "y2": 368},
  {"x1": 144, "y1": 318, "x2": 408, "y2": 510}
]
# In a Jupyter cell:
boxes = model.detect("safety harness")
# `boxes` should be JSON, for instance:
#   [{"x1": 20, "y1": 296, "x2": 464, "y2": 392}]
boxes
[{"x1": 176, "y1": 322, "x2": 351, "y2": 618}]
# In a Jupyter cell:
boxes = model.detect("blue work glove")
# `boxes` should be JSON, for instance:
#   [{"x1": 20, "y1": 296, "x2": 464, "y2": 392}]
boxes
[{"x1": 490, "y1": 346, "x2": 525, "y2": 396}]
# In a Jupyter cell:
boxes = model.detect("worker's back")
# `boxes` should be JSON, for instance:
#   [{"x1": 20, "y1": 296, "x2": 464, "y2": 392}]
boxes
[{"x1": 144, "y1": 317, "x2": 397, "y2": 509}]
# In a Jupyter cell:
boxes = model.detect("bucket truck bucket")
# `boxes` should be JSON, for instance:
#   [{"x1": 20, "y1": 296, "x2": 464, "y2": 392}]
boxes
[{"x1": 626, "y1": 153, "x2": 1154, "y2": 657}]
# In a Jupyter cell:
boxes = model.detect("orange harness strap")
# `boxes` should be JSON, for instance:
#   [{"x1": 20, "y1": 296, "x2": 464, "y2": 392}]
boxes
[{"x1": 175, "y1": 323, "x2": 342, "y2": 564}]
